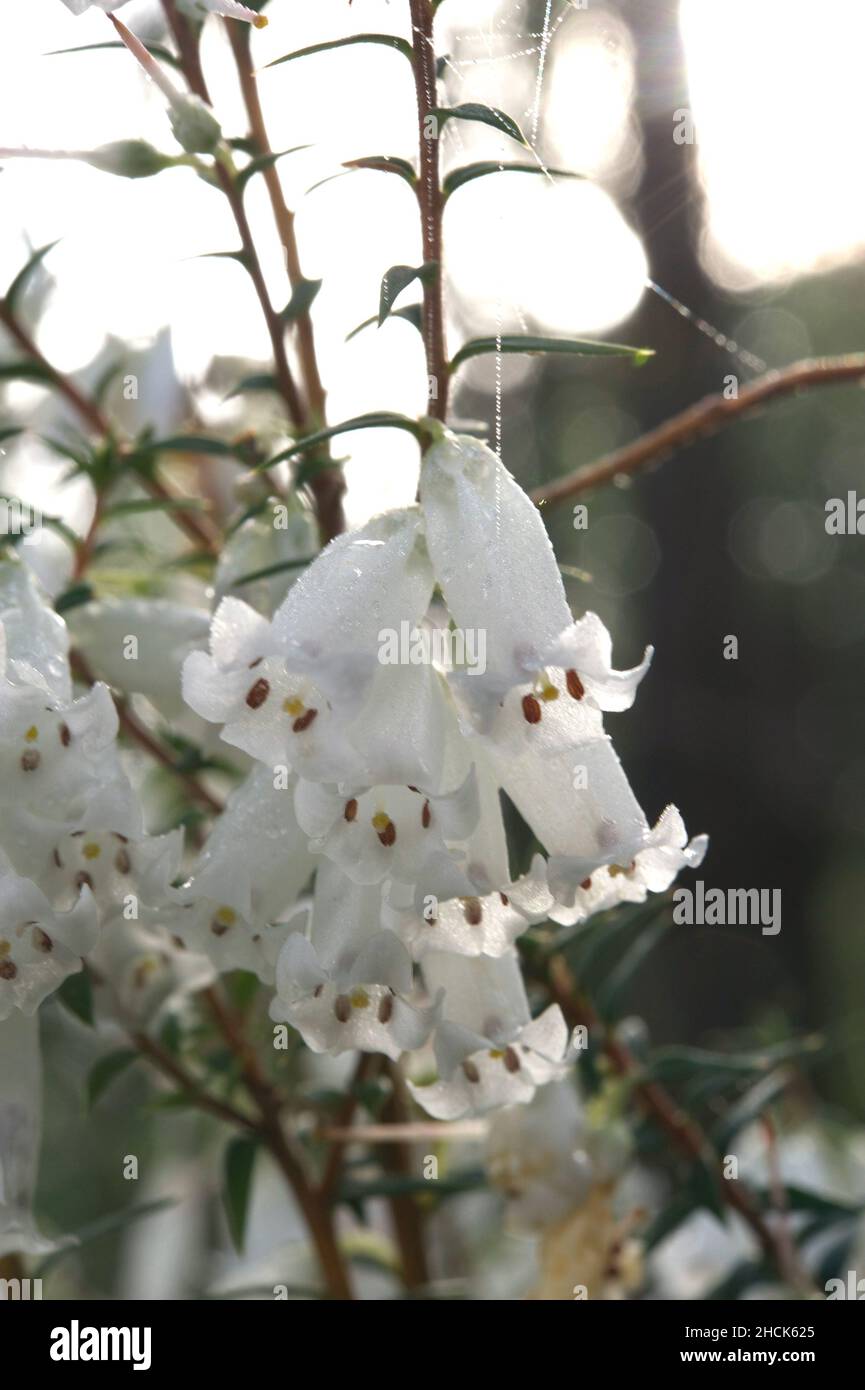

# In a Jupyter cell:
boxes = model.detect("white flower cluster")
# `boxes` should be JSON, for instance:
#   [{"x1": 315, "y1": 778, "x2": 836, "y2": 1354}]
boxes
[
  {"x1": 177, "y1": 430, "x2": 706, "y2": 1118},
  {"x1": 0, "y1": 431, "x2": 705, "y2": 1251}
]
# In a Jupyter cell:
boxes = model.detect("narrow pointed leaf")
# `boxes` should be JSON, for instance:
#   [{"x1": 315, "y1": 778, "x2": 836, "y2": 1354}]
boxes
[
  {"x1": 236, "y1": 145, "x2": 312, "y2": 193},
  {"x1": 224, "y1": 372, "x2": 280, "y2": 401},
  {"x1": 450, "y1": 335, "x2": 654, "y2": 373},
  {"x1": 223, "y1": 1136, "x2": 259, "y2": 1253},
  {"x1": 47, "y1": 41, "x2": 181, "y2": 69},
  {"x1": 0, "y1": 361, "x2": 56, "y2": 386},
  {"x1": 88, "y1": 1049, "x2": 139, "y2": 1109},
  {"x1": 281, "y1": 277, "x2": 322, "y2": 323},
  {"x1": 261, "y1": 412, "x2": 422, "y2": 470},
  {"x1": 3, "y1": 241, "x2": 60, "y2": 316},
  {"x1": 346, "y1": 304, "x2": 423, "y2": 342},
  {"x1": 431, "y1": 103, "x2": 526, "y2": 146},
  {"x1": 231, "y1": 556, "x2": 318, "y2": 588},
  {"x1": 266, "y1": 34, "x2": 413, "y2": 70},
  {"x1": 379, "y1": 262, "x2": 437, "y2": 326},
  {"x1": 343, "y1": 155, "x2": 416, "y2": 186},
  {"x1": 443, "y1": 161, "x2": 584, "y2": 198}
]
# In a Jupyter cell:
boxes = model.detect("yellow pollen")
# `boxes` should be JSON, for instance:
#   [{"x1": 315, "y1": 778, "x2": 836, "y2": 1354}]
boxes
[
  {"x1": 24, "y1": 725, "x2": 39, "y2": 742},
  {"x1": 82, "y1": 843, "x2": 102, "y2": 860},
  {"x1": 371, "y1": 811, "x2": 391, "y2": 833},
  {"x1": 349, "y1": 989, "x2": 370, "y2": 1009},
  {"x1": 215, "y1": 906, "x2": 238, "y2": 927},
  {"x1": 540, "y1": 683, "x2": 559, "y2": 702},
  {"x1": 0, "y1": 940, "x2": 10, "y2": 958},
  {"x1": 283, "y1": 697, "x2": 304, "y2": 717},
  {"x1": 253, "y1": 14, "x2": 268, "y2": 27},
  {"x1": 488, "y1": 1048, "x2": 504, "y2": 1059}
]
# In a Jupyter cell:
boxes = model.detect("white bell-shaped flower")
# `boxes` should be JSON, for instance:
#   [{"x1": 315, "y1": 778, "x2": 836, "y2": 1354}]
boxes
[
  {"x1": 410, "y1": 952, "x2": 570, "y2": 1118},
  {"x1": 270, "y1": 863, "x2": 437, "y2": 1060},
  {"x1": 169, "y1": 763, "x2": 315, "y2": 981},
  {"x1": 0, "y1": 863, "x2": 98, "y2": 1021},
  {"x1": 419, "y1": 432, "x2": 651, "y2": 728}
]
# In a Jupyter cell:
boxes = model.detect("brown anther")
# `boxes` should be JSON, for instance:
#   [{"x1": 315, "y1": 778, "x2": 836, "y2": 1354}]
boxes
[
  {"x1": 408, "y1": 785, "x2": 420, "y2": 794},
  {"x1": 113, "y1": 833, "x2": 130, "y2": 844},
  {"x1": 115, "y1": 849, "x2": 132, "y2": 875},
  {"x1": 246, "y1": 677, "x2": 270, "y2": 709},
  {"x1": 313, "y1": 983, "x2": 324, "y2": 998},
  {"x1": 580, "y1": 877, "x2": 593, "y2": 891},
  {"x1": 20, "y1": 749, "x2": 41, "y2": 772},
  {"x1": 210, "y1": 922, "x2": 229, "y2": 937},
  {"x1": 343, "y1": 798, "x2": 358, "y2": 822},
  {"x1": 521, "y1": 694, "x2": 542, "y2": 724},
  {"x1": 0, "y1": 959, "x2": 17, "y2": 981},
  {"x1": 58, "y1": 722, "x2": 71, "y2": 747},
  {"x1": 292, "y1": 707, "x2": 318, "y2": 733},
  {"x1": 377, "y1": 992, "x2": 394, "y2": 1024},
  {"x1": 75, "y1": 871, "x2": 94, "y2": 891},
  {"x1": 462, "y1": 897, "x2": 483, "y2": 926},
  {"x1": 566, "y1": 669, "x2": 585, "y2": 700},
  {"x1": 33, "y1": 929, "x2": 53, "y2": 954},
  {"x1": 248, "y1": 657, "x2": 263, "y2": 669},
  {"x1": 377, "y1": 820, "x2": 396, "y2": 847},
  {"x1": 334, "y1": 994, "x2": 352, "y2": 1023},
  {"x1": 461, "y1": 1059, "x2": 481, "y2": 1083},
  {"x1": 53, "y1": 848, "x2": 64, "y2": 869},
  {"x1": 421, "y1": 799, "x2": 431, "y2": 829},
  {"x1": 499, "y1": 892, "x2": 510, "y2": 907},
  {"x1": 504, "y1": 1046, "x2": 521, "y2": 1073}
]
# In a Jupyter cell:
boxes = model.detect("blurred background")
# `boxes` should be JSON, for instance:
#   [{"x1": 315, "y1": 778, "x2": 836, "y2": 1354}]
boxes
[{"x1": 2, "y1": 0, "x2": 864, "y2": 1296}]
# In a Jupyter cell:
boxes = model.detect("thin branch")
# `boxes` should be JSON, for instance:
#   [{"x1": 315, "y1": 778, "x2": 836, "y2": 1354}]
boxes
[
  {"x1": 132, "y1": 1029, "x2": 255, "y2": 1131},
  {"x1": 532, "y1": 353, "x2": 865, "y2": 509},
  {"x1": 223, "y1": 20, "x2": 345, "y2": 541},
  {"x1": 409, "y1": 0, "x2": 449, "y2": 421},
  {"x1": 202, "y1": 986, "x2": 354, "y2": 1300},
  {"x1": 380, "y1": 1059, "x2": 430, "y2": 1292},
  {"x1": 70, "y1": 649, "x2": 224, "y2": 818},
  {"x1": 318, "y1": 1053, "x2": 377, "y2": 1201},
  {"x1": 547, "y1": 956, "x2": 816, "y2": 1297},
  {"x1": 0, "y1": 302, "x2": 220, "y2": 555}
]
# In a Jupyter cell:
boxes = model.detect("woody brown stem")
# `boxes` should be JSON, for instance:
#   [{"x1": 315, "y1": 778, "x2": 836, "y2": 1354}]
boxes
[{"x1": 409, "y1": 0, "x2": 449, "y2": 422}]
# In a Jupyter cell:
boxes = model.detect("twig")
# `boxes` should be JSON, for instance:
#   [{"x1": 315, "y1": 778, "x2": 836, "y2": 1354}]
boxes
[
  {"x1": 547, "y1": 956, "x2": 816, "y2": 1297},
  {"x1": 532, "y1": 353, "x2": 865, "y2": 509},
  {"x1": 223, "y1": 22, "x2": 345, "y2": 543},
  {"x1": 132, "y1": 1029, "x2": 254, "y2": 1131},
  {"x1": 409, "y1": 0, "x2": 449, "y2": 422},
  {"x1": 380, "y1": 1058, "x2": 430, "y2": 1292},
  {"x1": 318, "y1": 1053, "x2": 377, "y2": 1201},
  {"x1": 202, "y1": 986, "x2": 354, "y2": 1300},
  {"x1": 0, "y1": 301, "x2": 219, "y2": 555},
  {"x1": 70, "y1": 648, "x2": 224, "y2": 818}
]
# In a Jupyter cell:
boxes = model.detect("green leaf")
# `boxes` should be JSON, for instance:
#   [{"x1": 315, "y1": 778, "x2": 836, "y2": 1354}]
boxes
[
  {"x1": 343, "y1": 155, "x2": 417, "y2": 186},
  {"x1": 47, "y1": 41, "x2": 181, "y2": 69},
  {"x1": 430, "y1": 103, "x2": 526, "y2": 146},
  {"x1": 3, "y1": 241, "x2": 60, "y2": 316},
  {"x1": 450, "y1": 335, "x2": 654, "y2": 373},
  {"x1": 55, "y1": 582, "x2": 95, "y2": 615},
  {"x1": 34, "y1": 1199, "x2": 178, "y2": 1278},
  {"x1": 595, "y1": 914, "x2": 670, "y2": 1018},
  {"x1": 0, "y1": 360, "x2": 56, "y2": 386},
  {"x1": 236, "y1": 145, "x2": 311, "y2": 193},
  {"x1": 87, "y1": 1049, "x2": 139, "y2": 1108},
  {"x1": 231, "y1": 556, "x2": 317, "y2": 588},
  {"x1": 337, "y1": 1167, "x2": 486, "y2": 1205},
  {"x1": 346, "y1": 304, "x2": 423, "y2": 342},
  {"x1": 223, "y1": 1136, "x2": 259, "y2": 1253},
  {"x1": 102, "y1": 496, "x2": 209, "y2": 519},
  {"x1": 56, "y1": 970, "x2": 94, "y2": 1026},
  {"x1": 281, "y1": 277, "x2": 322, "y2": 323},
  {"x1": 224, "y1": 372, "x2": 280, "y2": 401},
  {"x1": 261, "y1": 412, "x2": 422, "y2": 470},
  {"x1": 266, "y1": 34, "x2": 413, "y2": 70},
  {"x1": 443, "y1": 161, "x2": 584, "y2": 198},
  {"x1": 379, "y1": 262, "x2": 437, "y2": 326},
  {"x1": 0, "y1": 426, "x2": 24, "y2": 446},
  {"x1": 712, "y1": 1069, "x2": 793, "y2": 1149},
  {"x1": 131, "y1": 434, "x2": 240, "y2": 464}
]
